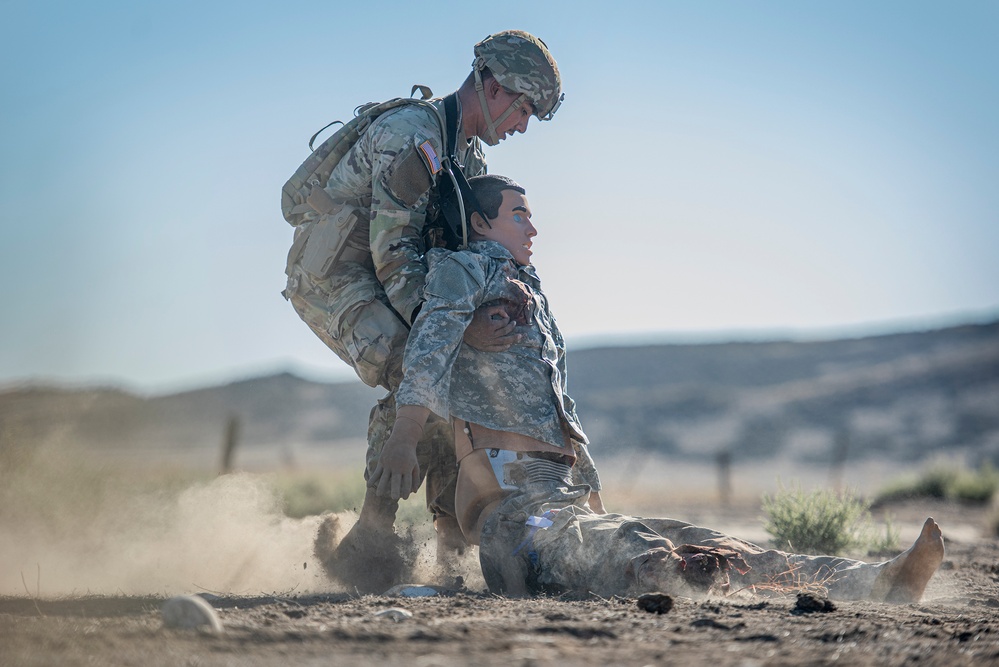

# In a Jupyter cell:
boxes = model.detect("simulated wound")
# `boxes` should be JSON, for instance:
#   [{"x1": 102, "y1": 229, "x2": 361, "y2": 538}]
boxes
[{"x1": 482, "y1": 278, "x2": 534, "y2": 326}]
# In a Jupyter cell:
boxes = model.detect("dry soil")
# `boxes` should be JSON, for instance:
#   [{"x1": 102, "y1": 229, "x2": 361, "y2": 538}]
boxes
[{"x1": 3, "y1": 498, "x2": 998, "y2": 667}]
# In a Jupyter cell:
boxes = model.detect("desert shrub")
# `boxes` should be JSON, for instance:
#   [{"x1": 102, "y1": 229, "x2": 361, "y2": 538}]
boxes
[
  {"x1": 949, "y1": 464, "x2": 999, "y2": 503},
  {"x1": 873, "y1": 463, "x2": 999, "y2": 506},
  {"x1": 762, "y1": 483, "x2": 899, "y2": 556}
]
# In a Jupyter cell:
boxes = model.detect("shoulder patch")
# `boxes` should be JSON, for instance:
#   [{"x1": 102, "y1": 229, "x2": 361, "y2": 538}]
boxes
[
  {"x1": 417, "y1": 140, "x2": 442, "y2": 174},
  {"x1": 388, "y1": 148, "x2": 433, "y2": 208}
]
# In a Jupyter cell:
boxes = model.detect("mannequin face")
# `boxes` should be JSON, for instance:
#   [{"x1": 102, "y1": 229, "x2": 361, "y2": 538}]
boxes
[{"x1": 473, "y1": 189, "x2": 537, "y2": 265}]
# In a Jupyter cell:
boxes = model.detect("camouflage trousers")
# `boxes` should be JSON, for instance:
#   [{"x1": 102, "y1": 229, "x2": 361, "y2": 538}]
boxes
[
  {"x1": 286, "y1": 260, "x2": 457, "y2": 519},
  {"x1": 479, "y1": 488, "x2": 888, "y2": 600}
]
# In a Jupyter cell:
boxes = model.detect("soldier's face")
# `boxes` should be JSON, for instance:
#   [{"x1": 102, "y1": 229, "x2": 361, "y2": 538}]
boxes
[
  {"x1": 477, "y1": 190, "x2": 537, "y2": 265},
  {"x1": 483, "y1": 84, "x2": 534, "y2": 145}
]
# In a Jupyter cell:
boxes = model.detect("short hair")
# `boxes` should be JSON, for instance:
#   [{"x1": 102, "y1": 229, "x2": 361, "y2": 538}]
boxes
[
  {"x1": 462, "y1": 67, "x2": 496, "y2": 87},
  {"x1": 467, "y1": 174, "x2": 526, "y2": 224}
]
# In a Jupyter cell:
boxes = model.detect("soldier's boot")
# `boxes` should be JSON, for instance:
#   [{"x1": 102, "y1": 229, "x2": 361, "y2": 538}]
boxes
[
  {"x1": 357, "y1": 486, "x2": 399, "y2": 532},
  {"x1": 316, "y1": 489, "x2": 411, "y2": 594},
  {"x1": 434, "y1": 515, "x2": 466, "y2": 562}
]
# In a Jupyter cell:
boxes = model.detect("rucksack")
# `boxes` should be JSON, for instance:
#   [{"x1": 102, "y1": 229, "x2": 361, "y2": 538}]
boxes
[
  {"x1": 281, "y1": 90, "x2": 483, "y2": 283},
  {"x1": 281, "y1": 93, "x2": 444, "y2": 229}
]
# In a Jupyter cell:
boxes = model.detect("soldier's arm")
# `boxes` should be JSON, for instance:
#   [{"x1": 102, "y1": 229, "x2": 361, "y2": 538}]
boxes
[
  {"x1": 374, "y1": 254, "x2": 486, "y2": 502},
  {"x1": 373, "y1": 256, "x2": 479, "y2": 502},
  {"x1": 395, "y1": 252, "x2": 487, "y2": 431},
  {"x1": 367, "y1": 112, "x2": 442, "y2": 324},
  {"x1": 369, "y1": 405, "x2": 431, "y2": 501}
]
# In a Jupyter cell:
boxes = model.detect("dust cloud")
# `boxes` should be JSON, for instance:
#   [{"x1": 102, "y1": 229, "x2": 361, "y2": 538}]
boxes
[{"x1": 0, "y1": 443, "x2": 334, "y2": 597}]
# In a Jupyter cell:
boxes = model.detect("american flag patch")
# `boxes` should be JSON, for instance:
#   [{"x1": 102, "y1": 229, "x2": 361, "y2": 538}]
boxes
[{"x1": 418, "y1": 140, "x2": 442, "y2": 174}]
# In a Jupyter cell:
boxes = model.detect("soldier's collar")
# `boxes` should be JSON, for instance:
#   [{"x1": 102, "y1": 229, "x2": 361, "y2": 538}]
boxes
[
  {"x1": 469, "y1": 239, "x2": 511, "y2": 258},
  {"x1": 468, "y1": 241, "x2": 540, "y2": 278}
]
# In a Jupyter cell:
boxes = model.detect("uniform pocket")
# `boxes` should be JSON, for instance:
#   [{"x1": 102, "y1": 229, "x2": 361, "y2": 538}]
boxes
[
  {"x1": 300, "y1": 205, "x2": 363, "y2": 279},
  {"x1": 327, "y1": 280, "x2": 377, "y2": 340},
  {"x1": 335, "y1": 294, "x2": 409, "y2": 388}
]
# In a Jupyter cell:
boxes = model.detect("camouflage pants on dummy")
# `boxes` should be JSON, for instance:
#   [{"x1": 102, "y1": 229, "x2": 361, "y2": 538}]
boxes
[
  {"x1": 287, "y1": 260, "x2": 457, "y2": 520},
  {"x1": 480, "y1": 486, "x2": 892, "y2": 601}
]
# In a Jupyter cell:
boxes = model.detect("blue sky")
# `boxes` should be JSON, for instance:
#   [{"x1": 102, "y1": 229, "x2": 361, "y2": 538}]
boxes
[{"x1": 1, "y1": 1, "x2": 997, "y2": 393}]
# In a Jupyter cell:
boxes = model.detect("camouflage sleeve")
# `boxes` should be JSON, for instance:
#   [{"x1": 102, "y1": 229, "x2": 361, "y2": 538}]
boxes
[
  {"x1": 396, "y1": 250, "x2": 488, "y2": 419},
  {"x1": 570, "y1": 439, "x2": 602, "y2": 491},
  {"x1": 367, "y1": 107, "x2": 446, "y2": 324},
  {"x1": 562, "y1": 390, "x2": 585, "y2": 437}
]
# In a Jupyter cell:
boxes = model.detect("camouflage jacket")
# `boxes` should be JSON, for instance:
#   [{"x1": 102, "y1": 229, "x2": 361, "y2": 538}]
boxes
[
  {"x1": 397, "y1": 240, "x2": 600, "y2": 489},
  {"x1": 323, "y1": 97, "x2": 486, "y2": 324}
]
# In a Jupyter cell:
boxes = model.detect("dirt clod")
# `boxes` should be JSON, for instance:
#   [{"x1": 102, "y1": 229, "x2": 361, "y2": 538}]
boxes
[
  {"x1": 794, "y1": 593, "x2": 836, "y2": 613},
  {"x1": 636, "y1": 592, "x2": 674, "y2": 614}
]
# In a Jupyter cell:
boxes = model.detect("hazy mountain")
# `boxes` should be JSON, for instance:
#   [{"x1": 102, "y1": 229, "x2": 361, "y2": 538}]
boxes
[
  {"x1": 2, "y1": 321, "x2": 997, "y2": 467},
  {"x1": 570, "y1": 321, "x2": 999, "y2": 464}
]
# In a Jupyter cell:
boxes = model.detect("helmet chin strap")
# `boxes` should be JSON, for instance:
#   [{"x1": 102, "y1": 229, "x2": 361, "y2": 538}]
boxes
[{"x1": 474, "y1": 68, "x2": 527, "y2": 145}]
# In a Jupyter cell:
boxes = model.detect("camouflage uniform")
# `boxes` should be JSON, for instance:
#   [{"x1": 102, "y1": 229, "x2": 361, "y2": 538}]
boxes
[
  {"x1": 479, "y1": 486, "x2": 899, "y2": 600},
  {"x1": 396, "y1": 240, "x2": 602, "y2": 488},
  {"x1": 287, "y1": 98, "x2": 485, "y2": 518}
]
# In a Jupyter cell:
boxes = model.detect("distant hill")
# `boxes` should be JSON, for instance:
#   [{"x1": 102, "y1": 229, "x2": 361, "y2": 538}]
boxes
[
  {"x1": 569, "y1": 321, "x2": 999, "y2": 464},
  {"x1": 2, "y1": 321, "x2": 997, "y2": 467}
]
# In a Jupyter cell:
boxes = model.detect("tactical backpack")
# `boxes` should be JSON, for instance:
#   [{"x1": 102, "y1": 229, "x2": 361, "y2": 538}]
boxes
[
  {"x1": 282, "y1": 90, "x2": 483, "y2": 281},
  {"x1": 281, "y1": 94, "x2": 443, "y2": 229}
]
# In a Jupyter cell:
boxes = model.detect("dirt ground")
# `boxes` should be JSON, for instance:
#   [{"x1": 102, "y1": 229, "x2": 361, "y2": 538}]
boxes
[{"x1": 2, "y1": 498, "x2": 998, "y2": 667}]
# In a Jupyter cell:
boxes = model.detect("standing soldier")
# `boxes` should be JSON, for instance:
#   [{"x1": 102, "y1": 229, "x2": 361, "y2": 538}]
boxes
[{"x1": 282, "y1": 30, "x2": 564, "y2": 591}]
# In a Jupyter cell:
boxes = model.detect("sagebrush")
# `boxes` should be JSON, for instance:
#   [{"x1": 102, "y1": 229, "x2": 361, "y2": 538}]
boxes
[
  {"x1": 763, "y1": 483, "x2": 898, "y2": 556},
  {"x1": 874, "y1": 462, "x2": 999, "y2": 506}
]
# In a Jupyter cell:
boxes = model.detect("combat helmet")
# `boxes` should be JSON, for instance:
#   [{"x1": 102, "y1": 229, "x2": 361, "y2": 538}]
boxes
[{"x1": 472, "y1": 30, "x2": 563, "y2": 144}]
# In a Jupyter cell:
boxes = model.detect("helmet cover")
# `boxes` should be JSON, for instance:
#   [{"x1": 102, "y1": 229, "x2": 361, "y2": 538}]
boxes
[{"x1": 473, "y1": 30, "x2": 563, "y2": 120}]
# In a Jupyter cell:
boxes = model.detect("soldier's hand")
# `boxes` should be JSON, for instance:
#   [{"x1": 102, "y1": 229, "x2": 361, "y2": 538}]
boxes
[
  {"x1": 369, "y1": 429, "x2": 421, "y2": 501},
  {"x1": 464, "y1": 304, "x2": 521, "y2": 351}
]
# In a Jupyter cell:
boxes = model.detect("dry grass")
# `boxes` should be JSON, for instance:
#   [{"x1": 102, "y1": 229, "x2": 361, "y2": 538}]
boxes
[{"x1": 730, "y1": 561, "x2": 838, "y2": 599}]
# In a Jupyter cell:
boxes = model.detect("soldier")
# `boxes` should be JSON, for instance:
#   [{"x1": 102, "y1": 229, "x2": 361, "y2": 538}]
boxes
[
  {"x1": 285, "y1": 31, "x2": 564, "y2": 590},
  {"x1": 375, "y1": 174, "x2": 946, "y2": 602}
]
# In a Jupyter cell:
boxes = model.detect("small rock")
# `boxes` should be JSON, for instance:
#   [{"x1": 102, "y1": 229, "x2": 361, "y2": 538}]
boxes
[
  {"x1": 162, "y1": 595, "x2": 224, "y2": 633},
  {"x1": 636, "y1": 592, "x2": 675, "y2": 615},
  {"x1": 794, "y1": 593, "x2": 836, "y2": 613},
  {"x1": 374, "y1": 607, "x2": 413, "y2": 622}
]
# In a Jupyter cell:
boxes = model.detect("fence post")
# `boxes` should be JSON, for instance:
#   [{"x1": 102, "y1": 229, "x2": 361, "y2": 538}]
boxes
[{"x1": 220, "y1": 413, "x2": 241, "y2": 474}]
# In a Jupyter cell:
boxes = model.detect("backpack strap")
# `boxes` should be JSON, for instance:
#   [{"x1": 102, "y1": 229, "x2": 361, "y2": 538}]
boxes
[
  {"x1": 444, "y1": 92, "x2": 460, "y2": 156},
  {"x1": 436, "y1": 93, "x2": 488, "y2": 249}
]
